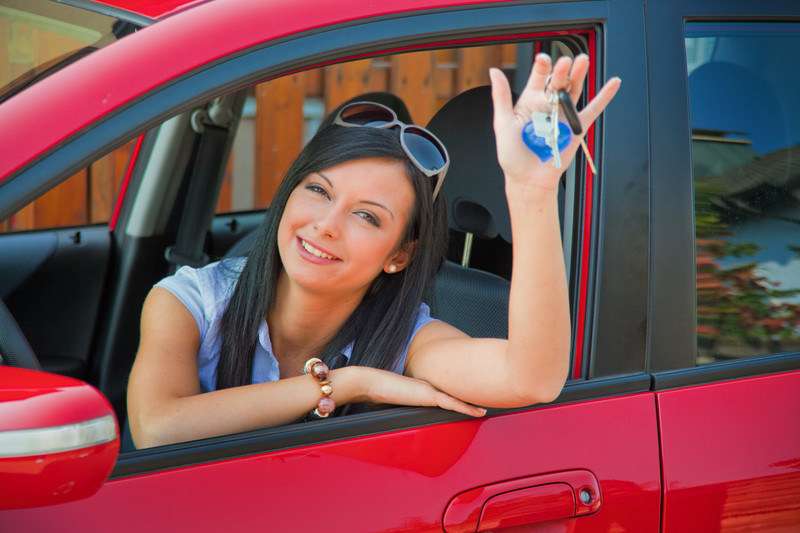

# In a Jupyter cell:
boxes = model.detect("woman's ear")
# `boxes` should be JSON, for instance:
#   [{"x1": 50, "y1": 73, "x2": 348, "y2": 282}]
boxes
[{"x1": 384, "y1": 241, "x2": 417, "y2": 274}]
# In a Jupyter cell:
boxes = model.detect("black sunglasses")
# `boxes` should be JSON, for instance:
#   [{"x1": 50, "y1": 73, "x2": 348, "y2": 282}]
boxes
[{"x1": 333, "y1": 101, "x2": 450, "y2": 201}]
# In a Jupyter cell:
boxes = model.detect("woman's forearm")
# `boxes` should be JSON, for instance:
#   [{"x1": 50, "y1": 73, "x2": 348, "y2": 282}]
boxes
[
  {"x1": 132, "y1": 366, "x2": 365, "y2": 449},
  {"x1": 504, "y1": 181, "x2": 571, "y2": 402}
]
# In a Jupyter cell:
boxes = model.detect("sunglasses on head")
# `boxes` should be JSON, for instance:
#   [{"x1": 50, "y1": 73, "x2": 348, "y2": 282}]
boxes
[{"x1": 333, "y1": 101, "x2": 450, "y2": 201}]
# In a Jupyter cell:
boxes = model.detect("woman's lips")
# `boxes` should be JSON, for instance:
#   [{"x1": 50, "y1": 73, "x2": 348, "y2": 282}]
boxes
[{"x1": 295, "y1": 236, "x2": 341, "y2": 264}]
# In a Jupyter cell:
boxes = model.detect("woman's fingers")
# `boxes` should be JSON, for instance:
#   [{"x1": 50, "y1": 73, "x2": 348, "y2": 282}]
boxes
[
  {"x1": 524, "y1": 53, "x2": 552, "y2": 94},
  {"x1": 489, "y1": 67, "x2": 515, "y2": 128},
  {"x1": 434, "y1": 390, "x2": 487, "y2": 417},
  {"x1": 568, "y1": 54, "x2": 590, "y2": 103},
  {"x1": 579, "y1": 77, "x2": 622, "y2": 130}
]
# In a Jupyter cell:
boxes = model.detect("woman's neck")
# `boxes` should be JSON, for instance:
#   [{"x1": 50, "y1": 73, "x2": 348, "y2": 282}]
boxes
[{"x1": 267, "y1": 270, "x2": 365, "y2": 366}]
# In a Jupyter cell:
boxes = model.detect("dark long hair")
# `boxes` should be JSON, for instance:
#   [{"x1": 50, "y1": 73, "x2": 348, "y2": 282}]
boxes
[{"x1": 215, "y1": 124, "x2": 448, "y2": 396}]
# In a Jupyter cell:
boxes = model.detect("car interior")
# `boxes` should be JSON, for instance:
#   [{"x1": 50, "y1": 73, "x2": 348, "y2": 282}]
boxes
[{"x1": 0, "y1": 38, "x2": 588, "y2": 453}]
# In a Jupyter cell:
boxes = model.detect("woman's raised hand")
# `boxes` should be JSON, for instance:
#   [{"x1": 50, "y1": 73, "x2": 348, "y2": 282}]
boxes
[
  {"x1": 358, "y1": 367, "x2": 487, "y2": 417},
  {"x1": 489, "y1": 54, "x2": 621, "y2": 194}
]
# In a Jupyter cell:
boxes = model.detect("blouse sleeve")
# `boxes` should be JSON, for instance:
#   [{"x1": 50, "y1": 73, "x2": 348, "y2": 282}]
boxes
[
  {"x1": 393, "y1": 302, "x2": 438, "y2": 375},
  {"x1": 153, "y1": 265, "x2": 208, "y2": 339}
]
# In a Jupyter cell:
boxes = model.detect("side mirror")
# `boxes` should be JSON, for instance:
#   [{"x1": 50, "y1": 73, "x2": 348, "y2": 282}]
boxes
[{"x1": 0, "y1": 366, "x2": 119, "y2": 510}]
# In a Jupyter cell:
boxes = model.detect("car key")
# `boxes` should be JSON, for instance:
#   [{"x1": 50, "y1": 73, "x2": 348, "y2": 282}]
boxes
[{"x1": 558, "y1": 89, "x2": 597, "y2": 175}]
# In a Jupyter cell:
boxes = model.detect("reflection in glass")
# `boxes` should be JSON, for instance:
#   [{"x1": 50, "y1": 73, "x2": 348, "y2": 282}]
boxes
[{"x1": 687, "y1": 23, "x2": 800, "y2": 364}]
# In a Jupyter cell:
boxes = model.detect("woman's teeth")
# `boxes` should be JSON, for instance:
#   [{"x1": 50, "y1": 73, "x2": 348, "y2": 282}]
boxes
[{"x1": 301, "y1": 239, "x2": 337, "y2": 260}]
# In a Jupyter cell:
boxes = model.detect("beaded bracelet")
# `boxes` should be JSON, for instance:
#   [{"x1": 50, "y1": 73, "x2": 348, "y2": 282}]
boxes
[{"x1": 303, "y1": 357, "x2": 335, "y2": 418}]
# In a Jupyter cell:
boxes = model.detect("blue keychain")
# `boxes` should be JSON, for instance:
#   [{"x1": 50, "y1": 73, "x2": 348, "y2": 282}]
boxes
[{"x1": 521, "y1": 119, "x2": 572, "y2": 163}]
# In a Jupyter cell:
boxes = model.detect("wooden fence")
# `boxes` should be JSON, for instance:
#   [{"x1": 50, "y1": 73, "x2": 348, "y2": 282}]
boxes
[{"x1": 2, "y1": 44, "x2": 520, "y2": 233}]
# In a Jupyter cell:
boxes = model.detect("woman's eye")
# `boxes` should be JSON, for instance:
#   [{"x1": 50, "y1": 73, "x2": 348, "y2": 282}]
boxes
[
  {"x1": 306, "y1": 184, "x2": 330, "y2": 198},
  {"x1": 356, "y1": 211, "x2": 380, "y2": 227}
]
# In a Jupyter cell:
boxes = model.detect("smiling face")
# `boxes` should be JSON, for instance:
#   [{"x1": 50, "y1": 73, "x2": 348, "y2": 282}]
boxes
[{"x1": 276, "y1": 157, "x2": 417, "y2": 296}]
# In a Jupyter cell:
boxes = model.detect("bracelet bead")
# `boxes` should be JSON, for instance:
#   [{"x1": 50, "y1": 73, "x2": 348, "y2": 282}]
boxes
[
  {"x1": 315, "y1": 397, "x2": 336, "y2": 417},
  {"x1": 303, "y1": 357, "x2": 335, "y2": 418}
]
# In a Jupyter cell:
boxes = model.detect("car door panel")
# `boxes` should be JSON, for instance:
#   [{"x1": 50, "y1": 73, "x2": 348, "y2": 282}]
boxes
[
  {"x1": 657, "y1": 370, "x2": 800, "y2": 531},
  {"x1": 0, "y1": 392, "x2": 660, "y2": 532},
  {"x1": 0, "y1": 226, "x2": 111, "y2": 378}
]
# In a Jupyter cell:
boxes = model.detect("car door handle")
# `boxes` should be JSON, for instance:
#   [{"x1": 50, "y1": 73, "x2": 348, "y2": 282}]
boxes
[{"x1": 443, "y1": 469, "x2": 601, "y2": 532}]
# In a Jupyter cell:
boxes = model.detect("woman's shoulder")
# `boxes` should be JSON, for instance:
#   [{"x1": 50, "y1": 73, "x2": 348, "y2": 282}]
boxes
[{"x1": 152, "y1": 257, "x2": 246, "y2": 337}]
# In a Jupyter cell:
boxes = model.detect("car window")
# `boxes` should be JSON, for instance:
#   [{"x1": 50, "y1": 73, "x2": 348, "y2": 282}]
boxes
[
  {"x1": 0, "y1": 141, "x2": 136, "y2": 233},
  {"x1": 687, "y1": 22, "x2": 800, "y2": 365},
  {"x1": 215, "y1": 41, "x2": 579, "y2": 214},
  {"x1": 0, "y1": 0, "x2": 139, "y2": 105}
]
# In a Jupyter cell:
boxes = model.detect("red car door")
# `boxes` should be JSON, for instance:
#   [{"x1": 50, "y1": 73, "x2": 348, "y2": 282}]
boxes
[
  {"x1": 1, "y1": 1, "x2": 661, "y2": 530},
  {"x1": 647, "y1": 1, "x2": 800, "y2": 531}
]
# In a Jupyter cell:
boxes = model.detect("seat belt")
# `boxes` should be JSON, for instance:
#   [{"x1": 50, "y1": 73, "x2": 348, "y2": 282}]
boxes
[{"x1": 164, "y1": 120, "x2": 230, "y2": 273}]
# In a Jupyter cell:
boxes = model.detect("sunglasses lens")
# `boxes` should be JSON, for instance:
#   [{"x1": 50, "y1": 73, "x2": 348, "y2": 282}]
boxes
[
  {"x1": 340, "y1": 104, "x2": 394, "y2": 127},
  {"x1": 403, "y1": 127, "x2": 447, "y2": 172}
]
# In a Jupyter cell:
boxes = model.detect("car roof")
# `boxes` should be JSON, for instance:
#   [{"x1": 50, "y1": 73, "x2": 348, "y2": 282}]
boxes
[
  {"x1": 0, "y1": 0, "x2": 515, "y2": 183},
  {"x1": 87, "y1": 0, "x2": 211, "y2": 21}
]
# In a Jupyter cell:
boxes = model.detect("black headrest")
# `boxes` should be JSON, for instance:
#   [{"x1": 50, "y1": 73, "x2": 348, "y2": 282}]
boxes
[{"x1": 427, "y1": 86, "x2": 516, "y2": 242}]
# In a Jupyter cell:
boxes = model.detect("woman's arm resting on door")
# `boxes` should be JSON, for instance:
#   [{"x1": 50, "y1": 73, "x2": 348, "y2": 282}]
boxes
[{"x1": 404, "y1": 55, "x2": 621, "y2": 409}]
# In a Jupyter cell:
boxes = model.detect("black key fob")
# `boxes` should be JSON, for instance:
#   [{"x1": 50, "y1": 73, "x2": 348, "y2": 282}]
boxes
[{"x1": 558, "y1": 90, "x2": 582, "y2": 135}]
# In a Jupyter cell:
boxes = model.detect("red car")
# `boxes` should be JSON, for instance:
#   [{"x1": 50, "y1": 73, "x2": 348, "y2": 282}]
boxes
[{"x1": 1, "y1": 0, "x2": 798, "y2": 531}]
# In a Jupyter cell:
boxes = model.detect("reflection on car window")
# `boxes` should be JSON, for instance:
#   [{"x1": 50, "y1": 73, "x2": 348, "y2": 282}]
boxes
[
  {"x1": 0, "y1": 0, "x2": 138, "y2": 104},
  {"x1": 687, "y1": 22, "x2": 800, "y2": 364}
]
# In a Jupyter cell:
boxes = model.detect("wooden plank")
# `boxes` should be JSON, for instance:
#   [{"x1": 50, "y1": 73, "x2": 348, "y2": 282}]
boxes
[
  {"x1": 33, "y1": 170, "x2": 88, "y2": 229},
  {"x1": 0, "y1": 15, "x2": 12, "y2": 88},
  {"x1": 500, "y1": 43, "x2": 518, "y2": 69},
  {"x1": 215, "y1": 155, "x2": 234, "y2": 213},
  {"x1": 255, "y1": 73, "x2": 305, "y2": 208},
  {"x1": 456, "y1": 46, "x2": 502, "y2": 93},
  {"x1": 390, "y1": 51, "x2": 436, "y2": 125},
  {"x1": 367, "y1": 58, "x2": 390, "y2": 93},
  {"x1": 304, "y1": 68, "x2": 324, "y2": 97},
  {"x1": 89, "y1": 141, "x2": 135, "y2": 223},
  {"x1": 9, "y1": 204, "x2": 35, "y2": 232},
  {"x1": 89, "y1": 152, "x2": 117, "y2": 223},
  {"x1": 433, "y1": 49, "x2": 457, "y2": 113},
  {"x1": 324, "y1": 59, "x2": 378, "y2": 111}
]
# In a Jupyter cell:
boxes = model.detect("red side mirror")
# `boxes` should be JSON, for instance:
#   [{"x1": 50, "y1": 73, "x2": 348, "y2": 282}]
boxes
[{"x1": 0, "y1": 366, "x2": 119, "y2": 510}]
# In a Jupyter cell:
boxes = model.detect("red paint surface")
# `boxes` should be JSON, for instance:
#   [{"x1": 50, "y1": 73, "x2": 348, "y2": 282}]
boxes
[
  {"x1": 444, "y1": 469, "x2": 601, "y2": 532},
  {"x1": 0, "y1": 367, "x2": 115, "y2": 431},
  {"x1": 658, "y1": 370, "x2": 800, "y2": 531},
  {"x1": 0, "y1": 0, "x2": 518, "y2": 181},
  {"x1": 0, "y1": 367, "x2": 120, "y2": 510},
  {"x1": 573, "y1": 28, "x2": 597, "y2": 380},
  {"x1": 1, "y1": 393, "x2": 660, "y2": 532},
  {"x1": 109, "y1": 134, "x2": 144, "y2": 231},
  {"x1": 0, "y1": 442, "x2": 119, "y2": 511},
  {"x1": 90, "y1": 0, "x2": 207, "y2": 19}
]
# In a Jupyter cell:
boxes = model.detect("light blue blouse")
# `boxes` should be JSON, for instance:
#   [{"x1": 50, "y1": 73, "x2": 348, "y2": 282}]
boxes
[{"x1": 154, "y1": 258, "x2": 435, "y2": 392}]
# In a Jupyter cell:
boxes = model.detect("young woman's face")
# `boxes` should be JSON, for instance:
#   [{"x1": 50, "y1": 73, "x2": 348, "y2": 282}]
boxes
[{"x1": 277, "y1": 157, "x2": 416, "y2": 295}]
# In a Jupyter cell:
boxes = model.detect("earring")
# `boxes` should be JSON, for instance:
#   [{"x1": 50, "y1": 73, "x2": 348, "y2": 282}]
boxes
[{"x1": 387, "y1": 264, "x2": 398, "y2": 273}]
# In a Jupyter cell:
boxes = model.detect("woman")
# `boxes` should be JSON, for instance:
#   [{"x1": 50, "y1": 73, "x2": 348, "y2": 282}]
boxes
[{"x1": 127, "y1": 53, "x2": 621, "y2": 449}]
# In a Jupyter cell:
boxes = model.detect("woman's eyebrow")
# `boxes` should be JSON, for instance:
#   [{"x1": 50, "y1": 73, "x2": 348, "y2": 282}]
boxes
[
  {"x1": 360, "y1": 200, "x2": 394, "y2": 220},
  {"x1": 316, "y1": 171, "x2": 394, "y2": 220},
  {"x1": 316, "y1": 171, "x2": 334, "y2": 188}
]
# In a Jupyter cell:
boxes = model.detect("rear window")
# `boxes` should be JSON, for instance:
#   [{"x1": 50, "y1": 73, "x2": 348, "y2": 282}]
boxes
[{"x1": 0, "y1": 0, "x2": 139, "y2": 104}]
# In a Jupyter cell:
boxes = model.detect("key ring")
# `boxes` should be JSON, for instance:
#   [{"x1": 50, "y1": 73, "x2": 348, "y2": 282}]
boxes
[{"x1": 543, "y1": 74, "x2": 572, "y2": 95}]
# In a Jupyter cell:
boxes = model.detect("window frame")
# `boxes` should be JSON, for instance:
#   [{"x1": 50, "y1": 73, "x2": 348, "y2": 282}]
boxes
[
  {"x1": 1, "y1": 0, "x2": 653, "y2": 477},
  {"x1": 646, "y1": 0, "x2": 800, "y2": 387}
]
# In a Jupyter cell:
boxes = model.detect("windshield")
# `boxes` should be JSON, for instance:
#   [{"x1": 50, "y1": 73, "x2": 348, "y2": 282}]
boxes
[{"x1": 0, "y1": 0, "x2": 140, "y2": 103}]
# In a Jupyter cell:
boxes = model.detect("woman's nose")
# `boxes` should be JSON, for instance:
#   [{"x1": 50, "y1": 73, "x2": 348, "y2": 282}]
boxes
[{"x1": 312, "y1": 207, "x2": 342, "y2": 239}]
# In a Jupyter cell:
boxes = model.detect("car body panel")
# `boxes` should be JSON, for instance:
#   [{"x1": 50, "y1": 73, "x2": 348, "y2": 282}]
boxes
[
  {"x1": 0, "y1": 393, "x2": 661, "y2": 532},
  {"x1": 0, "y1": 0, "x2": 516, "y2": 181},
  {"x1": 657, "y1": 369, "x2": 800, "y2": 531},
  {"x1": 89, "y1": 0, "x2": 208, "y2": 20}
]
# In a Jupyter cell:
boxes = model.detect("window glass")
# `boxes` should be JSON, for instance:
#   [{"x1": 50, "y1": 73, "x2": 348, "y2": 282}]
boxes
[
  {"x1": 0, "y1": 142, "x2": 136, "y2": 233},
  {"x1": 0, "y1": 0, "x2": 137, "y2": 104},
  {"x1": 216, "y1": 43, "x2": 534, "y2": 214},
  {"x1": 687, "y1": 22, "x2": 800, "y2": 364}
]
